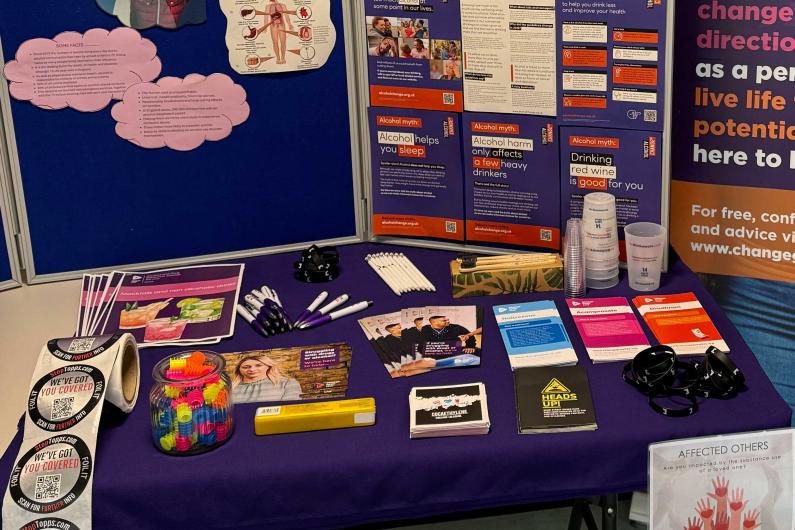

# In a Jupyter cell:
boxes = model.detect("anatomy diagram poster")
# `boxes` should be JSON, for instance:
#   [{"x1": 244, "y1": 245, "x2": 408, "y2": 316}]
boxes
[
  {"x1": 559, "y1": 0, "x2": 667, "y2": 130},
  {"x1": 650, "y1": 430, "x2": 794, "y2": 530},
  {"x1": 221, "y1": 0, "x2": 336, "y2": 73}
]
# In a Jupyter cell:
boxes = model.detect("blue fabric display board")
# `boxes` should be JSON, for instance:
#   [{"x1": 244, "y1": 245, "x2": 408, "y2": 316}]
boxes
[
  {"x1": 0, "y1": 0, "x2": 356, "y2": 278},
  {"x1": 0, "y1": 200, "x2": 13, "y2": 285}
]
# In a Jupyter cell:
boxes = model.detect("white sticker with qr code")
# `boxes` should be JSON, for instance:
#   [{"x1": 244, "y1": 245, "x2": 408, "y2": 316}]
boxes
[
  {"x1": 50, "y1": 397, "x2": 75, "y2": 421},
  {"x1": 443, "y1": 92, "x2": 455, "y2": 105},
  {"x1": 4, "y1": 334, "x2": 138, "y2": 529},
  {"x1": 67, "y1": 337, "x2": 95, "y2": 353},
  {"x1": 445, "y1": 221, "x2": 458, "y2": 233},
  {"x1": 540, "y1": 229, "x2": 552, "y2": 242},
  {"x1": 644, "y1": 109, "x2": 657, "y2": 122},
  {"x1": 34, "y1": 475, "x2": 62, "y2": 501},
  {"x1": 256, "y1": 406, "x2": 282, "y2": 416}
]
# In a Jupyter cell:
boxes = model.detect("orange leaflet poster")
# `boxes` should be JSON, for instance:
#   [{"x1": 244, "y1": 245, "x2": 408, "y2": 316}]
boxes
[{"x1": 632, "y1": 292, "x2": 729, "y2": 355}]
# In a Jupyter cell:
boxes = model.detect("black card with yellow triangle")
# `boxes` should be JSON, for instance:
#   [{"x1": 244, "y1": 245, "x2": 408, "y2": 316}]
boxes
[{"x1": 513, "y1": 366, "x2": 597, "y2": 434}]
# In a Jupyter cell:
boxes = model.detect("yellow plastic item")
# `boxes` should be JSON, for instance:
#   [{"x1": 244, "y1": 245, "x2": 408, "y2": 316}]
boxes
[{"x1": 254, "y1": 398, "x2": 376, "y2": 436}]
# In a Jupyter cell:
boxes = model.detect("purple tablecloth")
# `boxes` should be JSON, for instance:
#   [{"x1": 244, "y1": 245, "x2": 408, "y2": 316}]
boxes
[{"x1": 1, "y1": 243, "x2": 790, "y2": 529}]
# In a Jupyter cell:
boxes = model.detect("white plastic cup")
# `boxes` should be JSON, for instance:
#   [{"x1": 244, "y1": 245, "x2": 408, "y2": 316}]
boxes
[
  {"x1": 582, "y1": 192, "x2": 618, "y2": 259},
  {"x1": 564, "y1": 218, "x2": 586, "y2": 298},
  {"x1": 624, "y1": 222, "x2": 666, "y2": 291}
]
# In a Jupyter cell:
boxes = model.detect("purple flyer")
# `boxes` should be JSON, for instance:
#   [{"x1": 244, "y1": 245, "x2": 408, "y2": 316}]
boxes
[
  {"x1": 369, "y1": 107, "x2": 464, "y2": 241},
  {"x1": 365, "y1": 0, "x2": 463, "y2": 111},
  {"x1": 560, "y1": 126, "x2": 663, "y2": 259},
  {"x1": 102, "y1": 264, "x2": 244, "y2": 347},
  {"x1": 462, "y1": 113, "x2": 560, "y2": 249},
  {"x1": 559, "y1": 0, "x2": 667, "y2": 131}
]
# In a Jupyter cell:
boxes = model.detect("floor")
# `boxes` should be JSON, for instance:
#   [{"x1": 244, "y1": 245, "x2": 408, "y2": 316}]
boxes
[{"x1": 0, "y1": 281, "x2": 645, "y2": 529}]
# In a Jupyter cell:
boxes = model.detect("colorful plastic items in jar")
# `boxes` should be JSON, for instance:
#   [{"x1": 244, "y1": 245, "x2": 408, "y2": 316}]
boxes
[{"x1": 150, "y1": 350, "x2": 234, "y2": 455}]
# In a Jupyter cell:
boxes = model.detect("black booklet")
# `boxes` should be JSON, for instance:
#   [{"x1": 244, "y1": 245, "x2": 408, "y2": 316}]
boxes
[{"x1": 513, "y1": 366, "x2": 597, "y2": 434}]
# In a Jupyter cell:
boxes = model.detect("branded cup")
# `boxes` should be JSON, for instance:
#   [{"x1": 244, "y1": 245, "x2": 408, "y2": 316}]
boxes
[{"x1": 624, "y1": 222, "x2": 666, "y2": 291}]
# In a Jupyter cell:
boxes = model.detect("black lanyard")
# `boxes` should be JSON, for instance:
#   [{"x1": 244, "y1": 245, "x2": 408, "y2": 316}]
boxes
[
  {"x1": 294, "y1": 245, "x2": 340, "y2": 282},
  {"x1": 623, "y1": 345, "x2": 745, "y2": 417}
]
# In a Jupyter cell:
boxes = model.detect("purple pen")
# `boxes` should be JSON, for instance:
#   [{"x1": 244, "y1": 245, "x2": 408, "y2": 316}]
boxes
[
  {"x1": 236, "y1": 304, "x2": 270, "y2": 337},
  {"x1": 263, "y1": 298, "x2": 293, "y2": 329},
  {"x1": 295, "y1": 291, "x2": 329, "y2": 326},
  {"x1": 299, "y1": 301, "x2": 373, "y2": 330}
]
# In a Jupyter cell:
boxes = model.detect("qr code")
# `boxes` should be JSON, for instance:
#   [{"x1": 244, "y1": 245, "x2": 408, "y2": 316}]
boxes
[
  {"x1": 445, "y1": 221, "x2": 457, "y2": 233},
  {"x1": 34, "y1": 474, "x2": 61, "y2": 501},
  {"x1": 540, "y1": 229, "x2": 552, "y2": 242},
  {"x1": 67, "y1": 337, "x2": 95, "y2": 353},
  {"x1": 51, "y1": 397, "x2": 75, "y2": 420},
  {"x1": 442, "y1": 92, "x2": 455, "y2": 105},
  {"x1": 644, "y1": 109, "x2": 657, "y2": 122}
]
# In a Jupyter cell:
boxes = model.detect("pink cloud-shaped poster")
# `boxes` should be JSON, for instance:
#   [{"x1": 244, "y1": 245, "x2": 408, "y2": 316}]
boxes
[
  {"x1": 3, "y1": 27, "x2": 161, "y2": 112},
  {"x1": 111, "y1": 73, "x2": 250, "y2": 151}
]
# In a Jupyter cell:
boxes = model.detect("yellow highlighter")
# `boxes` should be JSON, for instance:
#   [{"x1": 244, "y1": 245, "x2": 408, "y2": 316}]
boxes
[{"x1": 254, "y1": 398, "x2": 376, "y2": 435}]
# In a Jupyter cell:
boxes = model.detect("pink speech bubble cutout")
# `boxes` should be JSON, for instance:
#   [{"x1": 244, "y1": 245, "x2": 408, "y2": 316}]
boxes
[
  {"x1": 111, "y1": 73, "x2": 250, "y2": 151},
  {"x1": 3, "y1": 27, "x2": 162, "y2": 112}
]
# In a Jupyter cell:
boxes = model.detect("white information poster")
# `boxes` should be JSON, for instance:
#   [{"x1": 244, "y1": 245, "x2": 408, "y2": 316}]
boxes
[
  {"x1": 221, "y1": 0, "x2": 336, "y2": 74},
  {"x1": 460, "y1": 0, "x2": 555, "y2": 116},
  {"x1": 650, "y1": 429, "x2": 794, "y2": 530}
]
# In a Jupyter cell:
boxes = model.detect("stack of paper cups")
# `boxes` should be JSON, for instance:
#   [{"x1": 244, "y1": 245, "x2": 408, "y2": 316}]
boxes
[
  {"x1": 582, "y1": 192, "x2": 619, "y2": 289},
  {"x1": 563, "y1": 218, "x2": 586, "y2": 298}
]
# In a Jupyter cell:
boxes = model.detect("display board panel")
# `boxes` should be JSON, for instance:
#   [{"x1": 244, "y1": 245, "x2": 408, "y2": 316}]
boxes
[
  {"x1": 360, "y1": 0, "x2": 674, "y2": 267},
  {"x1": 0, "y1": 198, "x2": 17, "y2": 290},
  {"x1": 0, "y1": 0, "x2": 360, "y2": 281}
]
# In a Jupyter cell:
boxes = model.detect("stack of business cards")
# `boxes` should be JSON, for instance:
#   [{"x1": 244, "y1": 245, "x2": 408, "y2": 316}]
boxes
[
  {"x1": 493, "y1": 301, "x2": 578, "y2": 369},
  {"x1": 514, "y1": 366, "x2": 597, "y2": 434},
  {"x1": 359, "y1": 305, "x2": 483, "y2": 377},
  {"x1": 409, "y1": 382, "x2": 490, "y2": 439},
  {"x1": 76, "y1": 264, "x2": 244, "y2": 348}
]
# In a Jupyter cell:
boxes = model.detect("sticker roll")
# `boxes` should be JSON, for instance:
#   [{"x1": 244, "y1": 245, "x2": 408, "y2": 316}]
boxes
[{"x1": 3, "y1": 334, "x2": 140, "y2": 530}]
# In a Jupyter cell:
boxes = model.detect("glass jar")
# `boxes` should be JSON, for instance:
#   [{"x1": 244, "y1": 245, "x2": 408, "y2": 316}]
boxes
[{"x1": 150, "y1": 350, "x2": 234, "y2": 455}]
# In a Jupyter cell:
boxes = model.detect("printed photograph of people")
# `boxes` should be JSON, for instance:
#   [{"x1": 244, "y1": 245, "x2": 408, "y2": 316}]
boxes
[
  {"x1": 230, "y1": 353, "x2": 302, "y2": 402},
  {"x1": 97, "y1": 0, "x2": 206, "y2": 29},
  {"x1": 398, "y1": 18, "x2": 428, "y2": 39},
  {"x1": 431, "y1": 39, "x2": 461, "y2": 61},
  {"x1": 404, "y1": 38, "x2": 429, "y2": 59},
  {"x1": 403, "y1": 306, "x2": 482, "y2": 373},
  {"x1": 368, "y1": 36, "x2": 398, "y2": 57},
  {"x1": 366, "y1": 16, "x2": 398, "y2": 38},
  {"x1": 439, "y1": 60, "x2": 461, "y2": 80},
  {"x1": 430, "y1": 60, "x2": 443, "y2": 80},
  {"x1": 223, "y1": 343, "x2": 352, "y2": 403},
  {"x1": 399, "y1": 43, "x2": 413, "y2": 58}
]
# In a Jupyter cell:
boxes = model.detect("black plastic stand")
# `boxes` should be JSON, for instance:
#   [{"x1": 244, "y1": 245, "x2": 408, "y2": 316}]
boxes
[{"x1": 567, "y1": 495, "x2": 618, "y2": 530}]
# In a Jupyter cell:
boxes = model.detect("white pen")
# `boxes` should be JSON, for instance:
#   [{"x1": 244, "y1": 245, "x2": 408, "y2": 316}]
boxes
[
  {"x1": 390, "y1": 252, "x2": 420, "y2": 291},
  {"x1": 401, "y1": 252, "x2": 435, "y2": 291},
  {"x1": 251, "y1": 289, "x2": 267, "y2": 303},
  {"x1": 299, "y1": 301, "x2": 374, "y2": 329},
  {"x1": 376, "y1": 253, "x2": 406, "y2": 294},
  {"x1": 317, "y1": 294, "x2": 349, "y2": 315},
  {"x1": 387, "y1": 253, "x2": 414, "y2": 292},
  {"x1": 366, "y1": 255, "x2": 401, "y2": 296},
  {"x1": 298, "y1": 293, "x2": 349, "y2": 326},
  {"x1": 294, "y1": 291, "x2": 329, "y2": 325}
]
